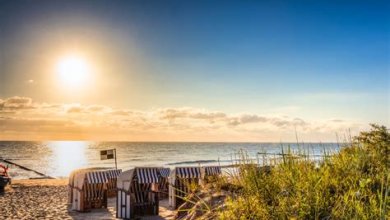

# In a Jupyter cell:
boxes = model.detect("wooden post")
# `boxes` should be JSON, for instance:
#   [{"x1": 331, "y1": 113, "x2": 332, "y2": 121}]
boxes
[{"x1": 114, "y1": 149, "x2": 118, "y2": 170}]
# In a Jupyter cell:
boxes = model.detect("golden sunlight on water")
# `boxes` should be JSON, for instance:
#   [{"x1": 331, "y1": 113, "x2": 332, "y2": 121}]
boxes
[{"x1": 48, "y1": 141, "x2": 88, "y2": 177}]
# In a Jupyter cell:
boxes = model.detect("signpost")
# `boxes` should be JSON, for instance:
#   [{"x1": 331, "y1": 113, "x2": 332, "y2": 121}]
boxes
[{"x1": 100, "y1": 149, "x2": 117, "y2": 170}]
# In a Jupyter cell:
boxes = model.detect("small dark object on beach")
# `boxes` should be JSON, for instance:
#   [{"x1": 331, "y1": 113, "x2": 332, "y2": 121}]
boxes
[{"x1": 0, "y1": 164, "x2": 11, "y2": 192}]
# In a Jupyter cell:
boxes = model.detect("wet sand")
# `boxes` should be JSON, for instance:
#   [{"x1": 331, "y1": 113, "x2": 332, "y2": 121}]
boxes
[{"x1": 0, "y1": 179, "x2": 175, "y2": 220}]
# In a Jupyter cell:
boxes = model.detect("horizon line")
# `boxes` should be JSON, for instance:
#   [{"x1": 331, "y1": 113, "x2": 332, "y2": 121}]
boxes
[{"x1": 0, "y1": 139, "x2": 346, "y2": 144}]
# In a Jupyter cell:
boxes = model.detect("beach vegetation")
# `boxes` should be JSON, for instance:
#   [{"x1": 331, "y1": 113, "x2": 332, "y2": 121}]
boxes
[{"x1": 217, "y1": 124, "x2": 389, "y2": 219}]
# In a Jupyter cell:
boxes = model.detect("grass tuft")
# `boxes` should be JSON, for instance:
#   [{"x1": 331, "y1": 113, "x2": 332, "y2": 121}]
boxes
[{"x1": 218, "y1": 124, "x2": 389, "y2": 220}]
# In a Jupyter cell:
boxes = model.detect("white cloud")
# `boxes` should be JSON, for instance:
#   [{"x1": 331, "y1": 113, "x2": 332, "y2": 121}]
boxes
[
  {"x1": 0, "y1": 96, "x2": 34, "y2": 110},
  {"x1": 0, "y1": 96, "x2": 368, "y2": 141}
]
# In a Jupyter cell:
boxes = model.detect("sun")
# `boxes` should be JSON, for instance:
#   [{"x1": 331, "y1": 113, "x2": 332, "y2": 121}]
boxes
[{"x1": 56, "y1": 55, "x2": 91, "y2": 87}]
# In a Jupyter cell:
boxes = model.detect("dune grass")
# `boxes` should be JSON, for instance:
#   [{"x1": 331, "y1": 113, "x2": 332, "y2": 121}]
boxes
[{"x1": 218, "y1": 124, "x2": 389, "y2": 219}]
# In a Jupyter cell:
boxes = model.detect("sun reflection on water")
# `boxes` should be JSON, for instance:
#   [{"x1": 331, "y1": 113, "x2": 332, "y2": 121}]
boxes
[{"x1": 48, "y1": 141, "x2": 88, "y2": 177}]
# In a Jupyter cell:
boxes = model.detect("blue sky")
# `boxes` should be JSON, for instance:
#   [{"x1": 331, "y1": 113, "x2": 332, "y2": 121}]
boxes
[{"x1": 0, "y1": 0, "x2": 388, "y2": 141}]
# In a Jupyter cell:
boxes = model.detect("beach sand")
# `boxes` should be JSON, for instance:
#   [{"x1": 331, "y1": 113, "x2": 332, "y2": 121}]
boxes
[{"x1": 0, "y1": 179, "x2": 176, "y2": 220}]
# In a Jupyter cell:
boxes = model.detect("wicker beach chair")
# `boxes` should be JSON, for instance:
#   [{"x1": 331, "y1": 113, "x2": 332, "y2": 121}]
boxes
[
  {"x1": 116, "y1": 167, "x2": 160, "y2": 219},
  {"x1": 71, "y1": 169, "x2": 110, "y2": 212},
  {"x1": 168, "y1": 167, "x2": 202, "y2": 209},
  {"x1": 68, "y1": 168, "x2": 100, "y2": 204}
]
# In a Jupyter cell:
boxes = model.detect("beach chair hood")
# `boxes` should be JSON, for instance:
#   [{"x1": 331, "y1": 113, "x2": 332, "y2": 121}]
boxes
[
  {"x1": 74, "y1": 170, "x2": 109, "y2": 190},
  {"x1": 117, "y1": 169, "x2": 135, "y2": 192},
  {"x1": 176, "y1": 167, "x2": 202, "y2": 178},
  {"x1": 117, "y1": 167, "x2": 161, "y2": 191},
  {"x1": 203, "y1": 166, "x2": 222, "y2": 176}
]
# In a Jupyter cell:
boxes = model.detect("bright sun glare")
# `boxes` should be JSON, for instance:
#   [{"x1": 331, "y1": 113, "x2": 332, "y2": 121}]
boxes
[{"x1": 56, "y1": 55, "x2": 91, "y2": 87}]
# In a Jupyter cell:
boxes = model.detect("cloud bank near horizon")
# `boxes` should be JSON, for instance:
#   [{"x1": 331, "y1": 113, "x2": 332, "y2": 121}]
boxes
[{"x1": 0, "y1": 96, "x2": 368, "y2": 142}]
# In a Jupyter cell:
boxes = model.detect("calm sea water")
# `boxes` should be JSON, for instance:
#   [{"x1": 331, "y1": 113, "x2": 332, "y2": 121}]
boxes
[{"x1": 0, "y1": 141, "x2": 342, "y2": 179}]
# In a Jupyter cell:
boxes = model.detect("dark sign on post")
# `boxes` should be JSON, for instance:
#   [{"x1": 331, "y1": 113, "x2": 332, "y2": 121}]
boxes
[
  {"x1": 100, "y1": 149, "x2": 115, "y2": 160},
  {"x1": 100, "y1": 149, "x2": 117, "y2": 169}
]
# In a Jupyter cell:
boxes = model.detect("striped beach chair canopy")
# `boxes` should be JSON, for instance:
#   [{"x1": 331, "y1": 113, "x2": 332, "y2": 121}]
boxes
[
  {"x1": 106, "y1": 169, "x2": 122, "y2": 179},
  {"x1": 159, "y1": 168, "x2": 171, "y2": 178},
  {"x1": 86, "y1": 170, "x2": 110, "y2": 184},
  {"x1": 176, "y1": 167, "x2": 202, "y2": 178},
  {"x1": 72, "y1": 170, "x2": 102, "y2": 190},
  {"x1": 203, "y1": 166, "x2": 222, "y2": 176},
  {"x1": 117, "y1": 167, "x2": 161, "y2": 191},
  {"x1": 136, "y1": 167, "x2": 160, "y2": 184},
  {"x1": 69, "y1": 168, "x2": 107, "y2": 186}
]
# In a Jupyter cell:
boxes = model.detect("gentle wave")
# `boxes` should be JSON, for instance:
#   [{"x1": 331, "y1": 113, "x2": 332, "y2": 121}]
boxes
[{"x1": 166, "y1": 159, "x2": 218, "y2": 165}]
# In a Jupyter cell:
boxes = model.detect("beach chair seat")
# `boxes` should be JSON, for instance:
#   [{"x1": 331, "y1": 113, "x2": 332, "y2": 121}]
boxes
[
  {"x1": 84, "y1": 182, "x2": 107, "y2": 209},
  {"x1": 132, "y1": 187, "x2": 159, "y2": 216},
  {"x1": 106, "y1": 169, "x2": 122, "y2": 197}
]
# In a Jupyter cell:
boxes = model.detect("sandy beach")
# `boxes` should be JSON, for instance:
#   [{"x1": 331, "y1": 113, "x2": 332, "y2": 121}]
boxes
[{"x1": 0, "y1": 179, "x2": 176, "y2": 220}]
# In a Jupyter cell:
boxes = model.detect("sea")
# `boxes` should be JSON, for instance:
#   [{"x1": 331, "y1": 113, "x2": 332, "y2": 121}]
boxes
[{"x1": 0, "y1": 141, "x2": 343, "y2": 179}]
